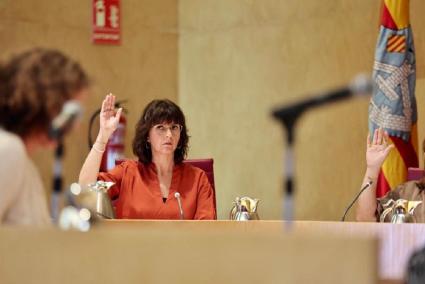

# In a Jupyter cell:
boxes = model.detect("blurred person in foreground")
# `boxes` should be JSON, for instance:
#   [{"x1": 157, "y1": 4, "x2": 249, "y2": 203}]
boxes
[
  {"x1": 406, "y1": 245, "x2": 425, "y2": 284},
  {"x1": 79, "y1": 95, "x2": 216, "y2": 219},
  {"x1": 355, "y1": 128, "x2": 425, "y2": 222},
  {"x1": 0, "y1": 48, "x2": 89, "y2": 226}
]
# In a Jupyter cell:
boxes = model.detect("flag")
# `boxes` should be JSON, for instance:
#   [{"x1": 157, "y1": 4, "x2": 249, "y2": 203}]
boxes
[{"x1": 369, "y1": 0, "x2": 418, "y2": 198}]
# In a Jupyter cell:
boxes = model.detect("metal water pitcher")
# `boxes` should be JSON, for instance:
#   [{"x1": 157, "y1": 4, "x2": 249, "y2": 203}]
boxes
[
  {"x1": 71, "y1": 181, "x2": 116, "y2": 219},
  {"x1": 380, "y1": 199, "x2": 422, "y2": 223},
  {"x1": 229, "y1": 196, "x2": 260, "y2": 221},
  {"x1": 88, "y1": 181, "x2": 116, "y2": 219},
  {"x1": 58, "y1": 181, "x2": 115, "y2": 231}
]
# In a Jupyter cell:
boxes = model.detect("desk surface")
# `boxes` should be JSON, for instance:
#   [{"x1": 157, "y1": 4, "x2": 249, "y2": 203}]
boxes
[
  {"x1": 101, "y1": 220, "x2": 425, "y2": 280},
  {"x1": 0, "y1": 220, "x2": 378, "y2": 284}
]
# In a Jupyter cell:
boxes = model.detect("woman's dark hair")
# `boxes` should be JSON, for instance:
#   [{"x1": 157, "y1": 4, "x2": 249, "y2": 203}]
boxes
[
  {"x1": 0, "y1": 48, "x2": 89, "y2": 138},
  {"x1": 133, "y1": 99, "x2": 189, "y2": 164}
]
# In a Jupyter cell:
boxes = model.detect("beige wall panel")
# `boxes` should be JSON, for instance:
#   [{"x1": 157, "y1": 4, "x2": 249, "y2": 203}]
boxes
[
  {"x1": 0, "y1": 1, "x2": 178, "y2": 200},
  {"x1": 179, "y1": 0, "x2": 425, "y2": 220}
]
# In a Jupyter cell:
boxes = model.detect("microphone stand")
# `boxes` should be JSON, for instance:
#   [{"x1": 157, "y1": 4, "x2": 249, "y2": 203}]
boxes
[
  {"x1": 272, "y1": 90, "x2": 351, "y2": 226},
  {"x1": 51, "y1": 141, "x2": 64, "y2": 223},
  {"x1": 272, "y1": 108, "x2": 304, "y2": 229},
  {"x1": 273, "y1": 102, "x2": 352, "y2": 228},
  {"x1": 272, "y1": 76, "x2": 372, "y2": 229}
]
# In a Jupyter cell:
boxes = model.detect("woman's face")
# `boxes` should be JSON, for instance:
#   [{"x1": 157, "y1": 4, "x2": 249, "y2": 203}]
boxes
[{"x1": 148, "y1": 122, "x2": 182, "y2": 157}]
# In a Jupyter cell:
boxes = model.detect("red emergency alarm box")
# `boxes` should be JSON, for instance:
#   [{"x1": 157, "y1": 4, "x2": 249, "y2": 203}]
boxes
[{"x1": 92, "y1": 0, "x2": 121, "y2": 45}]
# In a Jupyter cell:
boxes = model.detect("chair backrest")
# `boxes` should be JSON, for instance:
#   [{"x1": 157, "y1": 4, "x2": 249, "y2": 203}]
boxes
[
  {"x1": 114, "y1": 158, "x2": 216, "y2": 211},
  {"x1": 183, "y1": 158, "x2": 216, "y2": 211},
  {"x1": 407, "y1": 167, "x2": 425, "y2": 181}
]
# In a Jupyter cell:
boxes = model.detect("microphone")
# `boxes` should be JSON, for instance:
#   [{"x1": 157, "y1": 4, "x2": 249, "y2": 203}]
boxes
[
  {"x1": 49, "y1": 100, "x2": 83, "y2": 140},
  {"x1": 272, "y1": 74, "x2": 373, "y2": 122},
  {"x1": 341, "y1": 180, "x2": 373, "y2": 222},
  {"x1": 174, "y1": 192, "x2": 185, "y2": 220}
]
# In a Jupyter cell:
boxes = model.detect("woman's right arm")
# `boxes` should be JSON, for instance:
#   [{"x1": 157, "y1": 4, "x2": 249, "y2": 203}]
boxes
[
  {"x1": 355, "y1": 128, "x2": 394, "y2": 222},
  {"x1": 78, "y1": 94, "x2": 122, "y2": 186}
]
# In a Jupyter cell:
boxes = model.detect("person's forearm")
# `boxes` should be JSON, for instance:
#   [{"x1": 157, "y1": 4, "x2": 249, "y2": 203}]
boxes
[
  {"x1": 355, "y1": 168, "x2": 379, "y2": 222},
  {"x1": 78, "y1": 133, "x2": 108, "y2": 186}
]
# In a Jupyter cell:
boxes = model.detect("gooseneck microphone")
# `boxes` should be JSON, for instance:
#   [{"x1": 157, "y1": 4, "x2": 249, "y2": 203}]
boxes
[
  {"x1": 341, "y1": 181, "x2": 373, "y2": 222},
  {"x1": 174, "y1": 192, "x2": 185, "y2": 220}
]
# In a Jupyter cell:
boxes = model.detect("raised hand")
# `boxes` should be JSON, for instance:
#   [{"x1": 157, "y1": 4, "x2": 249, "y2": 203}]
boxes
[
  {"x1": 366, "y1": 128, "x2": 394, "y2": 175},
  {"x1": 98, "y1": 93, "x2": 122, "y2": 142}
]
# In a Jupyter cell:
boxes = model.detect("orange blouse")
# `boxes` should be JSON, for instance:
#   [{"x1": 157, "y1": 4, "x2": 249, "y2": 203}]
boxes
[{"x1": 98, "y1": 160, "x2": 216, "y2": 220}]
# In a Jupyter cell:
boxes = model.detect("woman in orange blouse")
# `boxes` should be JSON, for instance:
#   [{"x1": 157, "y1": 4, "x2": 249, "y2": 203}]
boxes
[{"x1": 79, "y1": 95, "x2": 216, "y2": 219}]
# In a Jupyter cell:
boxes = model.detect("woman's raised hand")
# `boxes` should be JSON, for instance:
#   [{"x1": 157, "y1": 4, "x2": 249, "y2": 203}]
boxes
[
  {"x1": 98, "y1": 93, "x2": 122, "y2": 142},
  {"x1": 366, "y1": 128, "x2": 394, "y2": 175}
]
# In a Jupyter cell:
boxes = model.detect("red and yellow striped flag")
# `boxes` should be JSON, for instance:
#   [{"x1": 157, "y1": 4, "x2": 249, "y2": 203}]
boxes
[{"x1": 369, "y1": 0, "x2": 418, "y2": 197}]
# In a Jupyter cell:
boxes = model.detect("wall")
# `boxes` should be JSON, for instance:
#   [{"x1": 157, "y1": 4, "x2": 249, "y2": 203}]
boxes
[
  {"x1": 0, "y1": 0, "x2": 178, "y2": 203},
  {"x1": 178, "y1": 0, "x2": 425, "y2": 220}
]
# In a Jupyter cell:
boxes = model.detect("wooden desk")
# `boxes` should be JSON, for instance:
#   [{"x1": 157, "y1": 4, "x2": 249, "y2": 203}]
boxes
[
  {"x1": 0, "y1": 221, "x2": 377, "y2": 284},
  {"x1": 102, "y1": 220, "x2": 425, "y2": 281}
]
